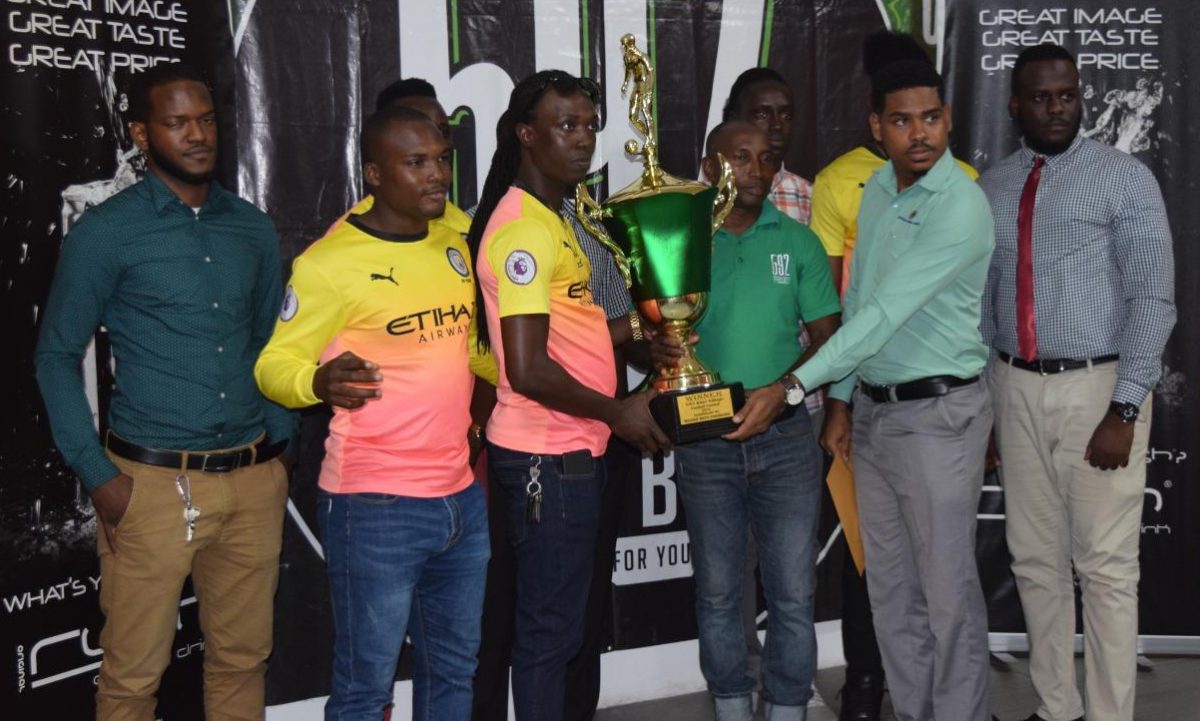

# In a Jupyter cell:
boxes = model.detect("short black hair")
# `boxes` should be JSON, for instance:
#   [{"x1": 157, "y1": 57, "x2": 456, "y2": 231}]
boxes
[
  {"x1": 870, "y1": 59, "x2": 944, "y2": 114},
  {"x1": 704, "y1": 120, "x2": 732, "y2": 157},
  {"x1": 862, "y1": 30, "x2": 930, "y2": 77},
  {"x1": 722, "y1": 67, "x2": 789, "y2": 121},
  {"x1": 375, "y1": 77, "x2": 438, "y2": 113},
  {"x1": 704, "y1": 119, "x2": 765, "y2": 162},
  {"x1": 360, "y1": 105, "x2": 440, "y2": 166},
  {"x1": 126, "y1": 62, "x2": 209, "y2": 123},
  {"x1": 1011, "y1": 44, "x2": 1077, "y2": 95}
]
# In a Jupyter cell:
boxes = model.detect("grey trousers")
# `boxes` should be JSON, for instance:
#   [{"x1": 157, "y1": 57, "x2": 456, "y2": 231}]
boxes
[{"x1": 852, "y1": 382, "x2": 992, "y2": 721}]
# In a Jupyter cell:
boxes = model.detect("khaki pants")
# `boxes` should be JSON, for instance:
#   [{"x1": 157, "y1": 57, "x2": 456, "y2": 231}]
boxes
[
  {"x1": 990, "y1": 360, "x2": 1150, "y2": 721},
  {"x1": 96, "y1": 449, "x2": 288, "y2": 721}
]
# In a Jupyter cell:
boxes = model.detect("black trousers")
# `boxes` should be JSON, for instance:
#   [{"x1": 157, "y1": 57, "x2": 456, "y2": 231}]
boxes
[
  {"x1": 471, "y1": 439, "x2": 637, "y2": 721},
  {"x1": 840, "y1": 527, "x2": 884, "y2": 679}
]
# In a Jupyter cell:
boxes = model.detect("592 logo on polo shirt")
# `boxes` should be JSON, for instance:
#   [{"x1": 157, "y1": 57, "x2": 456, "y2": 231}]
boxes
[{"x1": 770, "y1": 254, "x2": 791, "y2": 285}]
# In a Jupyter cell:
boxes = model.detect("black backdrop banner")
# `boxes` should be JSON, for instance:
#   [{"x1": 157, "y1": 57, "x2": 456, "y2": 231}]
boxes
[
  {"x1": 944, "y1": 0, "x2": 1200, "y2": 640},
  {"x1": 2, "y1": 1, "x2": 1196, "y2": 718}
]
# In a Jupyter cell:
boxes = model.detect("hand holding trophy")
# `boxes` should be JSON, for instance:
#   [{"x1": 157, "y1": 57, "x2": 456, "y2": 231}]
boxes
[{"x1": 577, "y1": 34, "x2": 744, "y2": 444}]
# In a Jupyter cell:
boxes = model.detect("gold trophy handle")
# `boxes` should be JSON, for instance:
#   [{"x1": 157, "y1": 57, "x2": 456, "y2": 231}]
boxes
[
  {"x1": 711, "y1": 153, "x2": 738, "y2": 234},
  {"x1": 574, "y1": 183, "x2": 633, "y2": 290}
]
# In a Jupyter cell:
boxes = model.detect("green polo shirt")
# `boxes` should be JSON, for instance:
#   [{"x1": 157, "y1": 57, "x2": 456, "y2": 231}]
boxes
[
  {"x1": 694, "y1": 201, "x2": 841, "y2": 389},
  {"x1": 35, "y1": 171, "x2": 295, "y2": 491},
  {"x1": 796, "y1": 150, "x2": 994, "y2": 401}
]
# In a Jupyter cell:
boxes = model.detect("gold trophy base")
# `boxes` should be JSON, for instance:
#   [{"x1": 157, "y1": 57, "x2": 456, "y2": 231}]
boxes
[{"x1": 645, "y1": 319, "x2": 744, "y2": 443}]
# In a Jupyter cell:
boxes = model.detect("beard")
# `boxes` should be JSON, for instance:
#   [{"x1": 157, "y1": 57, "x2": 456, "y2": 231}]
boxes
[
  {"x1": 146, "y1": 143, "x2": 215, "y2": 186},
  {"x1": 1022, "y1": 114, "x2": 1082, "y2": 156}
]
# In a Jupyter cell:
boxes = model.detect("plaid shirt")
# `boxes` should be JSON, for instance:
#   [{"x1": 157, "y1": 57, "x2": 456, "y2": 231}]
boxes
[
  {"x1": 770, "y1": 165, "x2": 813, "y2": 224},
  {"x1": 563, "y1": 198, "x2": 634, "y2": 320},
  {"x1": 978, "y1": 136, "x2": 1175, "y2": 406},
  {"x1": 769, "y1": 166, "x2": 823, "y2": 415}
]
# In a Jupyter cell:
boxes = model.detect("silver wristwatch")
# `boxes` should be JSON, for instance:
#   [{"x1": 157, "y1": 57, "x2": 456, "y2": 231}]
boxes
[{"x1": 780, "y1": 373, "x2": 806, "y2": 406}]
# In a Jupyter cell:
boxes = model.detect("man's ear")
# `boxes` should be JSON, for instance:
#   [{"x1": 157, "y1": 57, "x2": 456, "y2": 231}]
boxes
[
  {"x1": 129, "y1": 121, "x2": 148, "y2": 152},
  {"x1": 700, "y1": 156, "x2": 717, "y2": 185},
  {"x1": 868, "y1": 113, "x2": 882, "y2": 145},
  {"x1": 944, "y1": 102, "x2": 953, "y2": 134},
  {"x1": 1008, "y1": 95, "x2": 1019, "y2": 121},
  {"x1": 515, "y1": 122, "x2": 535, "y2": 149},
  {"x1": 363, "y1": 161, "x2": 381, "y2": 190}
]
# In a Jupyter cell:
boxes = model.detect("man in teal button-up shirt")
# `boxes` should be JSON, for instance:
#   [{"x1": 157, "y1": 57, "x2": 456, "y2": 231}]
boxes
[
  {"x1": 34, "y1": 64, "x2": 292, "y2": 720},
  {"x1": 792, "y1": 61, "x2": 995, "y2": 721}
]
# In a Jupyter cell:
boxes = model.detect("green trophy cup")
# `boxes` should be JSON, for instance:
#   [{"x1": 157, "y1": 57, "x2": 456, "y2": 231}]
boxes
[{"x1": 577, "y1": 34, "x2": 744, "y2": 443}]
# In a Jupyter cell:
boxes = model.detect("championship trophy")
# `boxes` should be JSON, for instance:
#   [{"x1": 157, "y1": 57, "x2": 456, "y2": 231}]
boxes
[{"x1": 577, "y1": 34, "x2": 743, "y2": 443}]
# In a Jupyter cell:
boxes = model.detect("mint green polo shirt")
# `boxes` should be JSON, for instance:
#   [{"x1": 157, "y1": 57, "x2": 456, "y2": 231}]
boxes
[
  {"x1": 694, "y1": 201, "x2": 841, "y2": 389},
  {"x1": 796, "y1": 150, "x2": 994, "y2": 402}
]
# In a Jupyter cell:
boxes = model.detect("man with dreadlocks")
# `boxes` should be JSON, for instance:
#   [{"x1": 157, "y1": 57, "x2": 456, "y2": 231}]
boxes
[{"x1": 467, "y1": 70, "x2": 668, "y2": 721}]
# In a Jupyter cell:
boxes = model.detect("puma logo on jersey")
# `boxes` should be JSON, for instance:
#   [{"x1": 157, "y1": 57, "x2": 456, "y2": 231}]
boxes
[{"x1": 370, "y1": 268, "x2": 398, "y2": 286}]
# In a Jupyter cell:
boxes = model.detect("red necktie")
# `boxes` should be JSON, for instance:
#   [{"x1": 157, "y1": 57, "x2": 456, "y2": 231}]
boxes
[{"x1": 1016, "y1": 156, "x2": 1045, "y2": 361}]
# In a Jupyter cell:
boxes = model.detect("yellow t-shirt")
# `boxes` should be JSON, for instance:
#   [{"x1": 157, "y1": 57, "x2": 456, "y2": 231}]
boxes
[
  {"x1": 478, "y1": 187, "x2": 617, "y2": 457},
  {"x1": 810, "y1": 146, "x2": 979, "y2": 295},
  {"x1": 255, "y1": 216, "x2": 484, "y2": 497}
]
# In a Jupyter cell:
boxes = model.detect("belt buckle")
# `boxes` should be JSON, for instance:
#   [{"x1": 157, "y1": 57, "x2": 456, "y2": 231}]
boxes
[
  {"x1": 200, "y1": 453, "x2": 223, "y2": 474},
  {"x1": 200, "y1": 452, "x2": 241, "y2": 474},
  {"x1": 886, "y1": 385, "x2": 900, "y2": 403}
]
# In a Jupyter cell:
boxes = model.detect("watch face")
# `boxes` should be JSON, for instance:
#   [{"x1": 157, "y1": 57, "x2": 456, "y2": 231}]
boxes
[
  {"x1": 1111, "y1": 403, "x2": 1138, "y2": 422},
  {"x1": 786, "y1": 386, "x2": 805, "y2": 405}
]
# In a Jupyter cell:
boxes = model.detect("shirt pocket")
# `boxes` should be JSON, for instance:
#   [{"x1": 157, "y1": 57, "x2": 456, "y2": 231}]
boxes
[
  {"x1": 885, "y1": 214, "x2": 922, "y2": 260},
  {"x1": 123, "y1": 248, "x2": 210, "y2": 311}
]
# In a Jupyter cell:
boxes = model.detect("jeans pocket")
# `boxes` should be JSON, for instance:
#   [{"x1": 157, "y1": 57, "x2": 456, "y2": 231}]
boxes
[{"x1": 771, "y1": 411, "x2": 812, "y2": 439}]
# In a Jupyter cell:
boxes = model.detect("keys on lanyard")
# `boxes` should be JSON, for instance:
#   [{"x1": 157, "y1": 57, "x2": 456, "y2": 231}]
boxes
[
  {"x1": 174, "y1": 472, "x2": 202, "y2": 542},
  {"x1": 525, "y1": 458, "x2": 543, "y2": 524}
]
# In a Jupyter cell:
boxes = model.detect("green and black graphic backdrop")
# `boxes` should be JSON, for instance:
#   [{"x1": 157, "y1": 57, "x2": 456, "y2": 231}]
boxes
[{"x1": 2, "y1": 1, "x2": 1195, "y2": 718}]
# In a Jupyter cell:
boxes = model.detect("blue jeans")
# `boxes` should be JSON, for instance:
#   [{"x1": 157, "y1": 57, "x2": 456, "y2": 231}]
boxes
[
  {"x1": 487, "y1": 443, "x2": 605, "y2": 721},
  {"x1": 674, "y1": 410, "x2": 822, "y2": 721},
  {"x1": 318, "y1": 483, "x2": 490, "y2": 721}
]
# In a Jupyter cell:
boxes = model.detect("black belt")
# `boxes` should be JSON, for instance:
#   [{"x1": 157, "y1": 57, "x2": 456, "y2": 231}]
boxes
[
  {"x1": 106, "y1": 432, "x2": 286, "y2": 473},
  {"x1": 998, "y1": 351, "x2": 1118, "y2": 375},
  {"x1": 861, "y1": 375, "x2": 978, "y2": 403}
]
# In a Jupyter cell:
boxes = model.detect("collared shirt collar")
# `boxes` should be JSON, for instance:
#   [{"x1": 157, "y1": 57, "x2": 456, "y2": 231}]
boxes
[
  {"x1": 1018, "y1": 133, "x2": 1084, "y2": 169},
  {"x1": 143, "y1": 169, "x2": 234, "y2": 215},
  {"x1": 771, "y1": 164, "x2": 800, "y2": 191},
  {"x1": 718, "y1": 199, "x2": 782, "y2": 238},
  {"x1": 874, "y1": 148, "x2": 957, "y2": 197}
]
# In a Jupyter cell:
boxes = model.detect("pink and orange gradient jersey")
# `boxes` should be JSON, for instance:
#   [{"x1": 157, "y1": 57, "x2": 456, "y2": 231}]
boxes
[
  {"x1": 254, "y1": 215, "x2": 483, "y2": 497},
  {"x1": 478, "y1": 186, "x2": 617, "y2": 457}
]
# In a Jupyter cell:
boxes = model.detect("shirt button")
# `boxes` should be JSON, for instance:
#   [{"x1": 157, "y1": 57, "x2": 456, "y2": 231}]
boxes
[
  {"x1": 217, "y1": 346, "x2": 224, "y2": 353},
  {"x1": 219, "y1": 392, "x2": 226, "y2": 399},
  {"x1": 212, "y1": 302, "x2": 219, "y2": 309},
  {"x1": 217, "y1": 432, "x2": 224, "y2": 438},
  {"x1": 204, "y1": 256, "x2": 212, "y2": 263}
]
